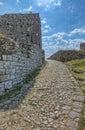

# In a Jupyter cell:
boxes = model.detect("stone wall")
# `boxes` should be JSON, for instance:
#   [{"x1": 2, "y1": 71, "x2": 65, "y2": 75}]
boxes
[
  {"x1": 80, "y1": 43, "x2": 85, "y2": 50},
  {"x1": 0, "y1": 13, "x2": 44, "y2": 96},
  {"x1": 0, "y1": 13, "x2": 42, "y2": 55},
  {"x1": 0, "y1": 40, "x2": 44, "y2": 96}
]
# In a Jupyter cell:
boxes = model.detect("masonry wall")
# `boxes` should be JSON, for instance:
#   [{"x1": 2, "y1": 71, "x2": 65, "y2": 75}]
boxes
[
  {"x1": 0, "y1": 43, "x2": 44, "y2": 96},
  {"x1": 0, "y1": 13, "x2": 42, "y2": 54},
  {"x1": 0, "y1": 13, "x2": 44, "y2": 96}
]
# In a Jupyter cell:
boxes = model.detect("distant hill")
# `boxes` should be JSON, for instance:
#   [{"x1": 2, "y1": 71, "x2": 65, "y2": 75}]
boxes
[{"x1": 48, "y1": 50, "x2": 85, "y2": 62}]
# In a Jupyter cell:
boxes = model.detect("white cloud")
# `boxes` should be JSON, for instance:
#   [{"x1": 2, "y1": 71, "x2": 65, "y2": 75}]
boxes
[
  {"x1": 16, "y1": 0, "x2": 20, "y2": 4},
  {"x1": 43, "y1": 32, "x2": 66, "y2": 40},
  {"x1": 52, "y1": 32, "x2": 66, "y2": 38},
  {"x1": 44, "y1": 25, "x2": 51, "y2": 30},
  {"x1": 42, "y1": 29, "x2": 49, "y2": 33},
  {"x1": 52, "y1": 0, "x2": 62, "y2": 6},
  {"x1": 42, "y1": 24, "x2": 52, "y2": 34},
  {"x1": 37, "y1": 0, "x2": 50, "y2": 5},
  {"x1": 68, "y1": 38, "x2": 85, "y2": 49},
  {"x1": 69, "y1": 27, "x2": 85, "y2": 36},
  {"x1": 0, "y1": 1, "x2": 4, "y2": 5},
  {"x1": 37, "y1": 0, "x2": 62, "y2": 10},
  {"x1": 42, "y1": 29, "x2": 85, "y2": 58},
  {"x1": 38, "y1": 2, "x2": 42, "y2": 6},
  {"x1": 23, "y1": 6, "x2": 33, "y2": 12},
  {"x1": 41, "y1": 18, "x2": 47, "y2": 24}
]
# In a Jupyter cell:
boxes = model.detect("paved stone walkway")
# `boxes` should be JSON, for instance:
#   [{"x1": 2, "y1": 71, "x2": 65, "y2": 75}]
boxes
[{"x1": 0, "y1": 60, "x2": 84, "y2": 130}]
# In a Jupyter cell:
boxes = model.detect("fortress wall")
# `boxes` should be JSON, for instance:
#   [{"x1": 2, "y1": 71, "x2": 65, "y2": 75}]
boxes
[
  {"x1": 0, "y1": 13, "x2": 42, "y2": 54},
  {"x1": 0, "y1": 43, "x2": 44, "y2": 96},
  {"x1": 0, "y1": 13, "x2": 44, "y2": 96}
]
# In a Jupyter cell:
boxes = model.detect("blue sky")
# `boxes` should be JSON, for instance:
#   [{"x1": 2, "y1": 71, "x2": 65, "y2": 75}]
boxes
[{"x1": 0, "y1": 0, "x2": 85, "y2": 58}]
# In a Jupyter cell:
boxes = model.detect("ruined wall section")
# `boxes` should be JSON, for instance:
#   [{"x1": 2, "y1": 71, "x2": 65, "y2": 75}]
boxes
[
  {"x1": 0, "y1": 13, "x2": 44, "y2": 96},
  {"x1": 0, "y1": 13, "x2": 42, "y2": 55},
  {"x1": 0, "y1": 37, "x2": 43, "y2": 96}
]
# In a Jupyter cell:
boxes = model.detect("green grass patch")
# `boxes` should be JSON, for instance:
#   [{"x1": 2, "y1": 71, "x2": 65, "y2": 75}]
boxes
[
  {"x1": 65, "y1": 58, "x2": 85, "y2": 130},
  {"x1": 0, "y1": 84, "x2": 22, "y2": 103},
  {"x1": 23, "y1": 69, "x2": 40, "y2": 83},
  {"x1": 76, "y1": 102, "x2": 85, "y2": 130},
  {"x1": 24, "y1": 61, "x2": 46, "y2": 84},
  {"x1": 72, "y1": 66, "x2": 85, "y2": 73},
  {"x1": 66, "y1": 59, "x2": 85, "y2": 67},
  {"x1": 66, "y1": 59, "x2": 85, "y2": 81},
  {"x1": 73, "y1": 73, "x2": 85, "y2": 81}
]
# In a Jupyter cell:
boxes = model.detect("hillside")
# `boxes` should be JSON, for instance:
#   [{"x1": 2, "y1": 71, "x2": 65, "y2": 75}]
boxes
[{"x1": 48, "y1": 50, "x2": 85, "y2": 62}]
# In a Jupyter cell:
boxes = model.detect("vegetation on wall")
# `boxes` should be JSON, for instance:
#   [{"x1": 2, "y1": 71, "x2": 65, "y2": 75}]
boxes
[
  {"x1": 0, "y1": 33, "x2": 30, "y2": 58},
  {"x1": 24, "y1": 61, "x2": 46, "y2": 83},
  {"x1": 0, "y1": 33, "x2": 17, "y2": 56}
]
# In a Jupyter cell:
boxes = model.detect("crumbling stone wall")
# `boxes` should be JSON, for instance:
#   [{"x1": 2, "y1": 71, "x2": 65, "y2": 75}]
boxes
[
  {"x1": 0, "y1": 13, "x2": 44, "y2": 96},
  {"x1": 0, "y1": 13, "x2": 42, "y2": 55}
]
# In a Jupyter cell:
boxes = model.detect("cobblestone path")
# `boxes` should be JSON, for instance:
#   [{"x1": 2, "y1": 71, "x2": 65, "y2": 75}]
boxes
[{"x1": 0, "y1": 60, "x2": 84, "y2": 130}]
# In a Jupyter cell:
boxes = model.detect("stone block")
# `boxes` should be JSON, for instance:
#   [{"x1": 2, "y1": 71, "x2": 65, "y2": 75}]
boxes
[
  {"x1": 0, "y1": 83, "x2": 4, "y2": 95},
  {"x1": 4, "y1": 61, "x2": 11, "y2": 69},
  {"x1": 0, "y1": 61, "x2": 4, "y2": 69},
  {"x1": 6, "y1": 55, "x2": 13, "y2": 61},
  {"x1": 5, "y1": 68, "x2": 12, "y2": 74},
  {"x1": 0, "y1": 75, "x2": 10, "y2": 82},
  {"x1": 5, "y1": 81, "x2": 12, "y2": 89},
  {"x1": 11, "y1": 69, "x2": 16, "y2": 74},
  {"x1": 2, "y1": 55, "x2": 7, "y2": 61},
  {"x1": 0, "y1": 68, "x2": 6, "y2": 75},
  {"x1": 10, "y1": 75, "x2": 15, "y2": 80}
]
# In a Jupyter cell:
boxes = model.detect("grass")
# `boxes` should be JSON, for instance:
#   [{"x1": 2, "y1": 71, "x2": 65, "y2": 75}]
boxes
[
  {"x1": 24, "y1": 61, "x2": 46, "y2": 84},
  {"x1": 23, "y1": 69, "x2": 40, "y2": 83},
  {"x1": 0, "y1": 33, "x2": 7, "y2": 38},
  {"x1": 73, "y1": 73, "x2": 85, "y2": 81},
  {"x1": 65, "y1": 59, "x2": 85, "y2": 130},
  {"x1": 0, "y1": 84, "x2": 22, "y2": 103},
  {"x1": 66, "y1": 59, "x2": 85, "y2": 82}
]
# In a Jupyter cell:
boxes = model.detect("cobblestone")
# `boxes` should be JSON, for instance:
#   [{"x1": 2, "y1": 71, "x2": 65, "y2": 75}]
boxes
[{"x1": 0, "y1": 60, "x2": 84, "y2": 130}]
